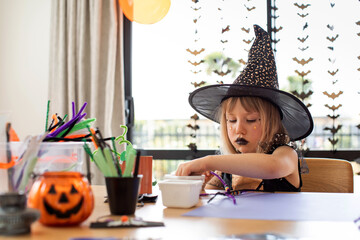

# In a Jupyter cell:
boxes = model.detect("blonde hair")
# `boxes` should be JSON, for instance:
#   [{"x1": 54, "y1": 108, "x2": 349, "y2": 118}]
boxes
[{"x1": 218, "y1": 96, "x2": 289, "y2": 154}]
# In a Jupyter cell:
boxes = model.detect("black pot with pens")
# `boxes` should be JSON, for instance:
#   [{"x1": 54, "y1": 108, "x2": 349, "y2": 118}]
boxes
[{"x1": 84, "y1": 126, "x2": 142, "y2": 215}]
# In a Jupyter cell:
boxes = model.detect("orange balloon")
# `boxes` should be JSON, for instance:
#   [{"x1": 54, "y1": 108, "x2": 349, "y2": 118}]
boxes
[{"x1": 120, "y1": 0, "x2": 171, "y2": 24}]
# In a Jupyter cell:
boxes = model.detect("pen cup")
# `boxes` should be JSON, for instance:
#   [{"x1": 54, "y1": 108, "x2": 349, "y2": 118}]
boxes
[{"x1": 105, "y1": 177, "x2": 141, "y2": 215}]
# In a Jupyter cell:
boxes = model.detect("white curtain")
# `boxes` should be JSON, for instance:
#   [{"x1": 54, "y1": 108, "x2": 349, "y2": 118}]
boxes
[{"x1": 48, "y1": 0, "x2": 125, "y2": 184}]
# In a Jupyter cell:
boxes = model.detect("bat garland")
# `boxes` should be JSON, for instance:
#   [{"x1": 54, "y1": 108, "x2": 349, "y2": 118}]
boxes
[
  {"x1": 292, "y1": 1, "x2": 313, "y2": 134},
  {"x1": 322, "y1": 1, "x2": 343, "y2": 151}
]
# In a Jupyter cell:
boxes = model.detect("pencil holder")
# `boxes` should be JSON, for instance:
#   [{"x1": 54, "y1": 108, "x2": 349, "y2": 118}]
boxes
[{"x1": 105, "y1": 177, "x2": 141, "y2": 215}]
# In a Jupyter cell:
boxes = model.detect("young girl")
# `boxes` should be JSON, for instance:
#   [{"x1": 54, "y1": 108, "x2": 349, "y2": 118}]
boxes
[{"x1": 176, "y1": 25, "x2": 313, "y2": 192}]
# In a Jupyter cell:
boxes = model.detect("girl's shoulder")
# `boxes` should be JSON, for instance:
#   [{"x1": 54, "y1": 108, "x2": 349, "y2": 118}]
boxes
[{"x1": 263, "y1": 133, "x2": 295, "y2": 154}]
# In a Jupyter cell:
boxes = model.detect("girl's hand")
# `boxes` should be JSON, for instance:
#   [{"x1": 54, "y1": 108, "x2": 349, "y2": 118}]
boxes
[{"x1": 175, "y1": 157, "x2": 208, "y2": 176}]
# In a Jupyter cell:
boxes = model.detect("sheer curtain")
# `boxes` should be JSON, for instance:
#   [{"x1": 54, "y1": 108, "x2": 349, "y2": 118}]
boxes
[{"x1": 48, "y1": 0, "x2": 125, "y2": 184}]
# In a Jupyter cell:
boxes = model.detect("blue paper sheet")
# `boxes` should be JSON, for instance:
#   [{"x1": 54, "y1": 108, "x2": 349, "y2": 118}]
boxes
[{"x1": 183, "y1": 192, "x2": 360, "y2": 221}]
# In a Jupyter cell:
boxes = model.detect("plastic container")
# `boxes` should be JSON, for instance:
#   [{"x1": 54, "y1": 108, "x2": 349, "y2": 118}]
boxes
[
  {"x1": 0, "y1": 142, "x2": 86, "y2": 193},
  {"x1": 164, "y1": 174, "x2": 205, "y2": 183},
  {"x1": 158, "y1": 179, "x2": 203, "y2": 208}
]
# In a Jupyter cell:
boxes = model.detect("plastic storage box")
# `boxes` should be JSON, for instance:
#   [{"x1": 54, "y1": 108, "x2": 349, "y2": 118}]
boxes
[
  {"x1": 158, "y1": 179, "x2": 203, "y2": 208},
  {"x1": 0, "y1": 142, "x2": 86, "y2": 193}
]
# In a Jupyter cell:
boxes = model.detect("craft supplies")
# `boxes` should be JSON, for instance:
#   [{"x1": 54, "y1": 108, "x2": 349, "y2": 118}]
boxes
[
  {"x1": 90, "y1": 216, "x2": 164, "y2": 228},
  {"x1": 158, "y1": 179, "x2": 202, "y2": 208},
  {"x1": 84, "y1": 125, "x2": 139, "y2": 178}
]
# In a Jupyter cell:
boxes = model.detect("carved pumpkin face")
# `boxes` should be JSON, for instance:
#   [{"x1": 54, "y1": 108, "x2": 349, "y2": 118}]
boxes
[{"x1": 28, "y1": 172, "x2": 94, "y2": 226}]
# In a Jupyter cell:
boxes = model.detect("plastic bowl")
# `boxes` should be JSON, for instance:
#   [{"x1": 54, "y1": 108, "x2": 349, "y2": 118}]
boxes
[{"x1": 158, "y1": 179, "x2": 203, "y2": 208}]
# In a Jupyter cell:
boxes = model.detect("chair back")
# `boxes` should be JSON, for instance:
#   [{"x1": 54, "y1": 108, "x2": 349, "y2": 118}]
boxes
[{"x1": 301, "y1": 158, "x2": 353, "y2": 193}]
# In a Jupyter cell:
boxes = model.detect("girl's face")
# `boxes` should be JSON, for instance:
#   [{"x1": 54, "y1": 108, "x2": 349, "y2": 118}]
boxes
[{"x1": 225, "y1": 99, "x2": 262, "y2": 153}]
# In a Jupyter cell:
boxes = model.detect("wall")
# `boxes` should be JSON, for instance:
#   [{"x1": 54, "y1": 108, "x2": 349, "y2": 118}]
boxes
[{"x1": 0, "y1": 0, "x2": 51, "y2": 140}]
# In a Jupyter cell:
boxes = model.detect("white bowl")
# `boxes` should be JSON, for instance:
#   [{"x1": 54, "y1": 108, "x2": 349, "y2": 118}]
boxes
[{"x1": 158, "y1": 179, "x2": 203, "y2": 208}]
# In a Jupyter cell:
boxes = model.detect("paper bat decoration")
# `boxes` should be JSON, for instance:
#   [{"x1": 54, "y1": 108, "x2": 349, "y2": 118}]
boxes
[
  {"x1": 297, "y1": 36, "x2": 309, "y2": 43},
  {"x1": 186, "y1": 124, "x2": 200, "y2": 130},
  {"x1": 356, "y1": 21, "x2": 360, "y2": 26},
  {"x1": 216, "y1": 80, "x2": 224, "y2": 84},
  {"x1": 328, "y1": 138, "x2": 338, "y2": 146},
  {"x1": 243, "y1": 38, "x2": 254, "y2": 44},
  {"x1": 291, "y1": 90, "x2": 313, "y2": 100},
  {"x1": 272, "y1": 39, "x2": 280, "y2": 44},
  {"x1": 193, "y1": 18, "x2": 198, "y2": 24},
  {"x1": 191, "y1": 7, "x2": 201, "y2": 11},
  {"x1": 238, "y1": 59, "x2": 246, "y2": 65},
  {"x1": 186, "y1": 48, "x2": 205, "y2": 56},
  {"x1": 292, "y1": 57, "x2": 313, "y2": 66},
  {"x1": 214, "y1": 69, "x2": 231, "y2": 77},
  {"x1": 306, "y1": 103, "x2": 312, "y2": 108},
  {"x1": 298, "y1": 46, "x2": 309, "y2": 51},
  {"x1": 244, "y1": 5, "x2": 256, "y2": 11},
  {"x1": 327, "y1": 114, "x2": 340, "y2": 120},
  {"x1": 332, "y1": 79, "x2": 338, "y2": 84},
  {"x1": 327, "y1": 24, "x2": 334, "y2": 31},
  {"x1": 294, "y1": 3, "x2": 311, "y2": 10},
  {"x1": 324, "y1": 125, "x2": 342, "y2": 134},
  {"x1": 330, "y1": 2, "x2": 335, "y2": 8},
  {"x1": 192, "y1": 0, "x2": 199, "y2": 3},
  {"x1": 187, "y1": 143, "x2": 197, "y2": 152},
  {"x1": 222, "y1": 25, "x2": 230, "y2": 33},
  {"x1": 188, "y1": 60, "x2": 204, "y2": 66},
  {"x1": 328, "y1": 58, "x2": 336, "y2": 63},
  {"x1": 328, "y1": 46, "x2": 334, "y2": 51},
  {"x1": 328, "y1": 69, "x2": 339, "y2": 76},
  {"x1": 241, "y1": 27, "x2": 250, "y2": 33},
  {"x1": 297, "y1": 13, "x2": 309, "y2": 18},
  {"x1": 272, "y1": 26, "x2": 283, "y2": 33},
  {"x1": 326, "y1": 34, "x2": 339, "y2": 42},
  {"x1": 221, "y1": 40, "x2": 228, "y2": 44},
  {"x1": 325, "y1": 104, "x2": 342, "y2": 111},
  {"x1": 303, "y1": 22, "x2": 308, "y2": 30},
  {"x1": 190, "y1": 114, "x2": 199, "y2": 120},
  {"x1": 323, "y1": 91, "x2": 343, "y2": 100},
  {"x1": 357, "y1": 68, "x2": 360, "y2": 72},
  {"x1": 191, "y1": 81, "x2": 206, "y2": 88},
  {"x1": 218, "y1": 8, "x2": 222, "y2": 11},
  {"x1": 295, "y1": 70, "x2": 311, "y2": 77}
]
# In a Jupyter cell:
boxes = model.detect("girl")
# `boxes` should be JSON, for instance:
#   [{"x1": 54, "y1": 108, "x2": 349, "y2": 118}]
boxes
[{"x1": 176, "y1": 25, "x2": 313, "y2": 192}]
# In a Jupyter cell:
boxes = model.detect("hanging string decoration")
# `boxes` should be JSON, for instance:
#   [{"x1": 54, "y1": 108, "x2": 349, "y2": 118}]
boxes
[
  {"x1": 186, "y1": 0, "x2": 205, "y2": 156},
  {"x1": 269, "y1": 0, "x2": 282, "y2": 53},
  {"x1": 292, "y1": 2, "x2": 313, "y2": 109},
  {"x1": 323, "y1": 1, "x2": 342, "y2": 152},
  {"x1": 356, "y1": 20, "x2": 360, "y2": 130},
  {"x1": 212, "y1": 0, "x2": 232, "y2": 79}
]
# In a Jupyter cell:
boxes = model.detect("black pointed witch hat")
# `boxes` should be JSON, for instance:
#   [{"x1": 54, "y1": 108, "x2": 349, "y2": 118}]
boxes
[{"x1": 188, "y1": 25, "x2": 313, "y2": 141}]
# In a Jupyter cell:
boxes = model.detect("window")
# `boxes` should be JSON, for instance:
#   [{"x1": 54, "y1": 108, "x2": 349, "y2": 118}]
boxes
[{"x1": 129, "y1": 1, "x2": 360, "y2": 178}]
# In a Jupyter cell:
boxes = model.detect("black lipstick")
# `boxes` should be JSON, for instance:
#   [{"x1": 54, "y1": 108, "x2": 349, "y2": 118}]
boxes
[{"x1": 235, "y1": 137, "x2": 248, "y2": 145}]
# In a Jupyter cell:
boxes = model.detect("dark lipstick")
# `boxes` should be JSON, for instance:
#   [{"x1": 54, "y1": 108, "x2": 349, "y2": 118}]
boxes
[{"x1": 235, "y1": 137, "x2": 248, "y2": 145}]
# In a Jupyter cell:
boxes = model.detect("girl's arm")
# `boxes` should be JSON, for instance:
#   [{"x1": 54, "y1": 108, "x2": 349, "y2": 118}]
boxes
[{"x1": 175, "y1": 146, "x2": 298, "y2": 180}]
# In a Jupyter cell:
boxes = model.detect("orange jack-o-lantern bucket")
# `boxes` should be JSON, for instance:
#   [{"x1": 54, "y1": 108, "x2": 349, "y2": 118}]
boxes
[{"x1": 27, "y1": 171, "x2": 94, "y2": 226}]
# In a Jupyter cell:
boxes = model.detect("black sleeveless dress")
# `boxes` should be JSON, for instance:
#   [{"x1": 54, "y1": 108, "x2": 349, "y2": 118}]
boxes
[{"x1": 222, "y1": 145, "x2": 302, "y2": 192}]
